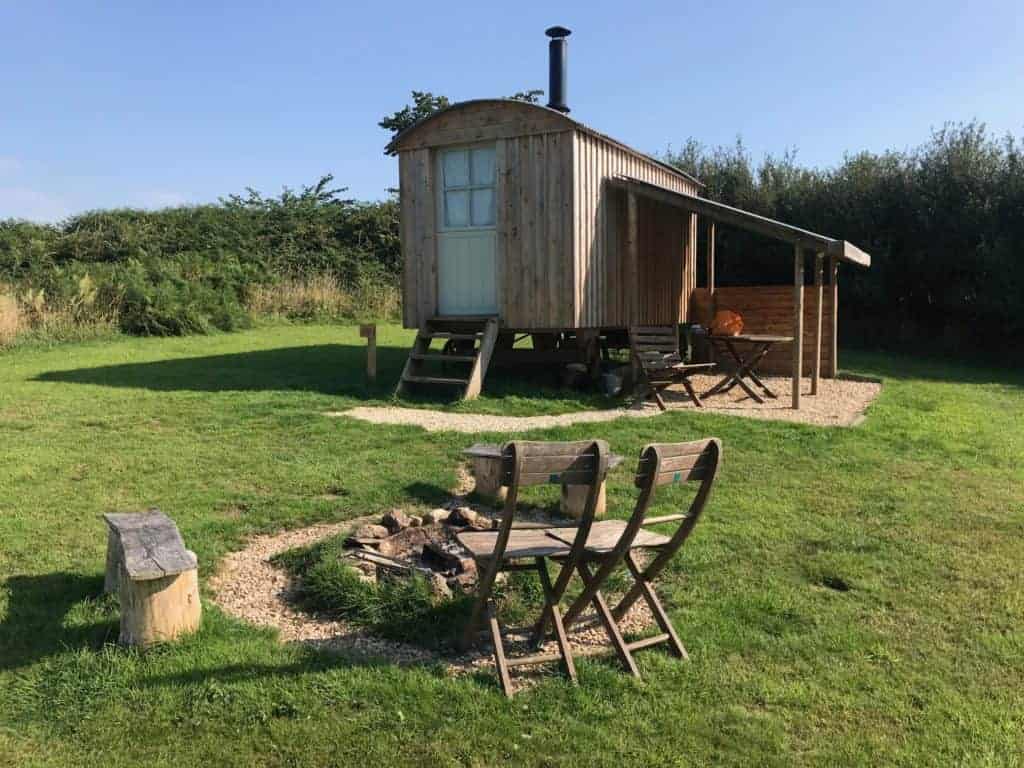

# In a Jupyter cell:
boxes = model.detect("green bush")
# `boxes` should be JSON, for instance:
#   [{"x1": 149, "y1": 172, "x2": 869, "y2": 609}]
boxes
[
  {"x1": 666, "y1": 122, "x2": 1024, "y2": 358},
  {"x1": 0, "y1": 175, "x2": 400, "y2": 339}
]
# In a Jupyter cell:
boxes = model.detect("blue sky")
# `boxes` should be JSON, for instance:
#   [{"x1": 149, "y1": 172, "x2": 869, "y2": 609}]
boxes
[{"x1": 2, "y1": 0, "x2": 1022, "y2": 221}]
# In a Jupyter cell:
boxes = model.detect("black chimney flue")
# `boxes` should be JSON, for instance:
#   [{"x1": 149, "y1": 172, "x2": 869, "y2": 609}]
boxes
[{"x1": 546, "y1": 26, "x2": 571, "y2": 113}]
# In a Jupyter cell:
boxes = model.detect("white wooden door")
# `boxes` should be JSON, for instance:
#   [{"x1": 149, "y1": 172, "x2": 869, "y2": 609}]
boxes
[{"x1": 437, "y1": 145, "x2": 497, "y2": 316}]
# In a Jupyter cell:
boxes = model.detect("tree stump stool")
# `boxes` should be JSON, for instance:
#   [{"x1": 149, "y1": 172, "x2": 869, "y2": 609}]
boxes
[
  {"x1": 104, "y1": 509, "x2": 201, "y2": 647},
  {"x1": 558, "y1": 453, "x2": 623, "y2": 519},
  {"x1": 463, "y1": 444, "x2": 508, "y2": 505}
]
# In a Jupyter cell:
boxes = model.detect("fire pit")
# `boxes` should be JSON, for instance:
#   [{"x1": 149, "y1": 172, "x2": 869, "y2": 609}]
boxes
[{"x1": 342, "y1": 505, "x2": 494, "y2": 597}]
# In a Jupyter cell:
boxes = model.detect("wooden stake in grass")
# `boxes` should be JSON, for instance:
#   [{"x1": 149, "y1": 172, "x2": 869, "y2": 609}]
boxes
[{"x1": 360, "y1": 323, "x2": 377, "y2": 383}]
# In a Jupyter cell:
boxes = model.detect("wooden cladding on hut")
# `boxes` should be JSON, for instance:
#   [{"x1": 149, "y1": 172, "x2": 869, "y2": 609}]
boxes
[{"x1": 392, "y1": 99, "x2": 701, "y2": 331}]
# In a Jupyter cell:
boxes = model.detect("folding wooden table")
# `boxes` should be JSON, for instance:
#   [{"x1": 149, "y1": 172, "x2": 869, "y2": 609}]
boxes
[{"x1": 702, "y1": 334, "x2": 793, "y2": 404}]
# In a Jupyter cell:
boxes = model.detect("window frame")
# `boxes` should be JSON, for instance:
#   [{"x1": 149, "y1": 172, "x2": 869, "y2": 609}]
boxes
[{"x1": 437, "y1": 144, "x2": 497, "y2": 231}]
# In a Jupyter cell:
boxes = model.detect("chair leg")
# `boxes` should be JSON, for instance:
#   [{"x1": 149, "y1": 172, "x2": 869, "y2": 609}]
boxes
[
  {"x1": 487, "y1": 601, "x2": 514, "y2": 697},
  {"x1": 622, "y1": 552, "x2": 688, "y2": 660},
  {"x1": 536, "y1": 558, "x2": 577, "y2": 684},
  {"x1": 461, "y1": 558, "x2": 500, "y2": 651},
  {"x1": 652, "y1": 387, "x2": 668, "y2": 411},
  {"x1": 579, "y1": 563, "x2": 641, "y2": 678},
  {"x1": 681, "y1": 378, "x2": 702, "y2": 407}
]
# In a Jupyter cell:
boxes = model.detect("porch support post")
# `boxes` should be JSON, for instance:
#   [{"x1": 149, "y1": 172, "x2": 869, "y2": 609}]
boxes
[
  {"x1": 707, "y1": 221, "x2": 716, "y2": 294},
  {"x1": 626, "y1": 190, "x2": 639, "y2": 326},
  {"x1": 811, "y1": 252, "x2": 824, "y2": 395},
  {"x1": 830, "y1": 256, "x2": 839, "y2": 377},
  {"x1": 792, "y1": 245, "x2": 804, "y2": 410}
]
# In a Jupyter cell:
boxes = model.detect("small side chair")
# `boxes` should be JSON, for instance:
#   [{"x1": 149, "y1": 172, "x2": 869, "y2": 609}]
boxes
[
  {"x1": 456, "y1": 439, "x2": 610, "y2": 697},
  {"x1": 544, "y1": 438, "x2": 722, "y2": 677}
]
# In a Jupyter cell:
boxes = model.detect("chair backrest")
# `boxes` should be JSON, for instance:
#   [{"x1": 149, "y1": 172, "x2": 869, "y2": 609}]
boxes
[
  {"x1": 630, "y1": 438, "x2": 721, "y2": 576},
  {"x1": 629, "y1": 326, "x2": 681, "y2": 372},
  {"x1": 560, "y1": 438, "x2": 721, "y2": 627},
  {"x1": 499, "y1": 439, "x2": 608, "y2": 488},
  {"x1": 496, "y1": 440, "x2": 610, "y2": 596}
]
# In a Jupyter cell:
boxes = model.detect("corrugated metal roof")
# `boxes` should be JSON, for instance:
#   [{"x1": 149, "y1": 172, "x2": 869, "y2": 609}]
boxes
[{"x1": 385, "y1": 98, "x2": 704, "y2": 188}]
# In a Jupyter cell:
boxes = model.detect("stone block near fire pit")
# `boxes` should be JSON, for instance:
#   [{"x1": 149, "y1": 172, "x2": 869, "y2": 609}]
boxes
[
  {"x1": 423, "y1": 540, "x2": 476, "y2": 578},
  {"x1": 423, "y1": 508, "x2": 450, "y2": 525},
  {"x1": 448, "y1": 506, "x2": 491, "y2": 529},
  {"x1": 381, "y1": 509, "x2": 412, "y2": 534},
  {"x1": 377, "y1": 526, "x2": 436, "y2": 558},
  {"x1": 345, "y1": 523, "x2": 389, "y2": 547}
]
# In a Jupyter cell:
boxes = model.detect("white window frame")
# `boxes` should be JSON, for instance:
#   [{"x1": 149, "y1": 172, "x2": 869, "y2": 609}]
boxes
[{"x1": 437, "y1": 144, "x2": 496, "y2": 232}]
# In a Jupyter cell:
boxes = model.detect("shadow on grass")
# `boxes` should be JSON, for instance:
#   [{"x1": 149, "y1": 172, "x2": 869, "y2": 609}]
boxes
[
  {"x1": 31, "y1": 342, "x2": 619, "y2": 411},
  {"x1": 0, "y1": 572, "x2": 118, "y2": 670},
  {"x1": 843, "y1": 349, "x2": 1024, "y2": 388},
  {"x1": 404, "y1": 481, "x2": 460, "y2": 508},
  {"x1": 32, "y1": 344, "x2": 408, "y2": 398}
]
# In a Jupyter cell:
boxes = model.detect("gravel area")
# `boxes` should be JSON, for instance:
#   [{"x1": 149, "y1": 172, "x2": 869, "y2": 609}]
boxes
[
  {"x1": 208, "y1": 519, "x2": 438, "y2": 664},
  {"x1": 209, "y1": 516, "x2": 657, "y2": 689},
  {"x1": 328, "y1": 404, "x2": 655, "y2": 433},
  {"x1": 327, "y1": 375, "x2": 880, "y2": 432},
  {"x1": 674, "y1": 374, "x2": 881, "y2": 427}
]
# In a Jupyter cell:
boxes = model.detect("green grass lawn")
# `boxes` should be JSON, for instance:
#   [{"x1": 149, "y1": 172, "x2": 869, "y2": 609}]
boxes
[{"x1": 1, "y1": 323, "x2": 1022, "y2": 767}]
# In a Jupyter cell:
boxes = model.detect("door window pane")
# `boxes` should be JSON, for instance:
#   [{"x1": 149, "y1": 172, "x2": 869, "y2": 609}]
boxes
[
  {"x1": 471, "y1": 188, "x2": 495, "y2": 227},
  {"x1": 441, "y1": 145, "x2": 495, "y2": 229},
  {"x1": 444, "y1": 190, "x2": 469, "y2": 228},
  {"x1": 443, "y1": 150, "x2": 469, "y2": 188},
  {"x1": 470, "y1": 147, "x2": 496, "y2": 185}
]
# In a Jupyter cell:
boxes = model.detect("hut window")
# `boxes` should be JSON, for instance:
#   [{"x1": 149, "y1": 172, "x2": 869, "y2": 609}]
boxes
[{"x1": 441, "y1": 146, "x2": 496, "y2": 229}]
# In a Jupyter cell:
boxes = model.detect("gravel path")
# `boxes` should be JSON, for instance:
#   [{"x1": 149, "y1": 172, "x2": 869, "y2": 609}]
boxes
[
  {"x1": 328, "y1": 404, "x2": 656, "y2": 433},
  {"x1": 327, "y1": 376, "x2": 880, "y2": 433}
]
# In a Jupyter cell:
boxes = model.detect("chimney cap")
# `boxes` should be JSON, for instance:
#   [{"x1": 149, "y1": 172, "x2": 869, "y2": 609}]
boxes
[{"x1": 545, "y1": 26, "x2": 571, "y2": 38}]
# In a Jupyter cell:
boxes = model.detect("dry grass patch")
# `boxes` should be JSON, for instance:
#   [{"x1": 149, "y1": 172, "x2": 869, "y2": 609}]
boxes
[
  {"x1": 247, "y1": 275, "x2": 400, "y2": 322},
  {"x1": 0, "y1": 291, "x2": 19, "y2": 347}
]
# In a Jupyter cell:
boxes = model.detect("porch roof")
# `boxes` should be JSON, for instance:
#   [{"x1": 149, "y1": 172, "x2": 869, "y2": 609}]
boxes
[{"x1": 610, "y1": 176, "x2": 871, "y2": 268}]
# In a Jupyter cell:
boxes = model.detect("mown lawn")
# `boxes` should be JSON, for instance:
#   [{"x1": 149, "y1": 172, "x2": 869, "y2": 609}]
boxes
[{"x1": 1, "y1": 323, "x2": 1022, "y2": 767}]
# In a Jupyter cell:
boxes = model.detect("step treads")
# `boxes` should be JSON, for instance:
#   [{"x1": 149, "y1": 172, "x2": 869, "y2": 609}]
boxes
[
  {"x1": 422, "y1": 332, "x2": 481, "y2": 341},
  {"x1": 401, "y1": 375, "x2": 469, "y2": 386},
  {"x1": 410, "y1": 353, "x2": 477, "y2": 363}
]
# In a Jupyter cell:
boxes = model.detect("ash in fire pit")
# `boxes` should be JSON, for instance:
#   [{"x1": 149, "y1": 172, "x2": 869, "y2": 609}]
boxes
[{"x1": 342, "y1": 505, "x2": 491, "y2": 594}]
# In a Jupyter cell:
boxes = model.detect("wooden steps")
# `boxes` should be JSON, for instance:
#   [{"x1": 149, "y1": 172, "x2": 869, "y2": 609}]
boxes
[
  {"x1": 396, "y1": 318, "x2": 499, "y2": 400},
  {"x1": 402, "y1": 375, "x2": 468, "y2": 386},
  {"x1": 410, "y1": 353, "x2": 477, "y2": 363}
]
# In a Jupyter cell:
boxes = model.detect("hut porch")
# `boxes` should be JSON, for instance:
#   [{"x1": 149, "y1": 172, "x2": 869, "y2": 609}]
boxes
[{"x1": 610, "y1": 176, "x2": 871, "y2": 410}]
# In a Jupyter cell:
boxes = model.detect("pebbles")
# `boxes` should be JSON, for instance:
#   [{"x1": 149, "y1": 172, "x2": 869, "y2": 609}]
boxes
[
  {"x1": 677, "y1": 374, "x2": 881, "y2": 427},
  {"x1": 328, "y1": 375, "x2": 879, "y2": 432},
  {"x1": 328, "y1": 404, "x2": 656, "y2": 433}
]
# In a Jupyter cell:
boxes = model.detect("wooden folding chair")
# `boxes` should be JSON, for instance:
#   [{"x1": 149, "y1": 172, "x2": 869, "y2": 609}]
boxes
[
  {"x1": 544, "y1": 438, "x2": 722, "y2": 676},
  {"x1": 629, "y1": 326, "x2": 715, "y2": 411},
  {"x1": 456, "y1": 439, "x2": 610, "y2": 697}
]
